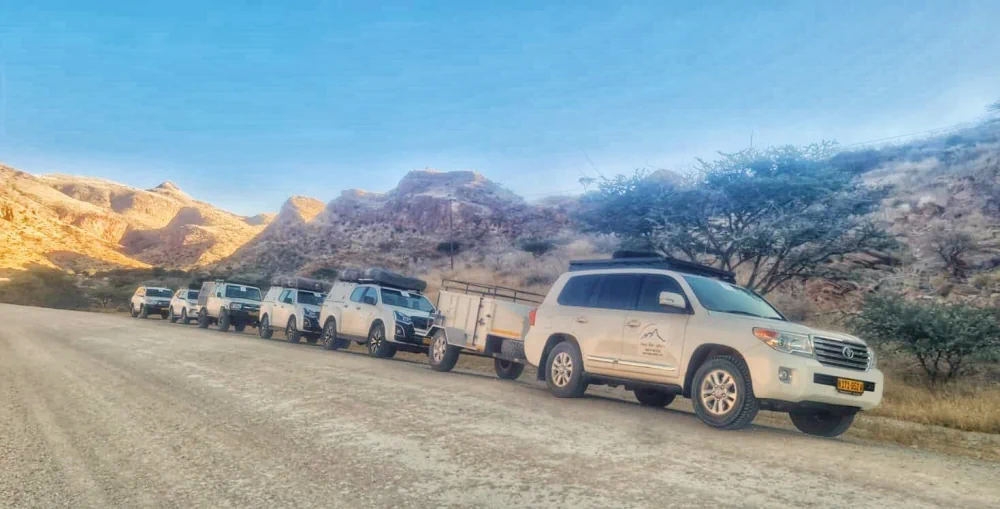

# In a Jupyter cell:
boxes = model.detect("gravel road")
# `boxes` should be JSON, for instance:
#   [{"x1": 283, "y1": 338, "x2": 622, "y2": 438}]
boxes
[{"x1": 1, "y1": 303, "x2": 997, "y2": 508}]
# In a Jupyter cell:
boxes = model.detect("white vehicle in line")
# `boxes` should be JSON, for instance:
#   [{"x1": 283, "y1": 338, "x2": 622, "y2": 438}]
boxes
[
  {"x1": 167, "y1": 287, "x2": 200, "y2": 324},
  {"x1": 195, "y1": 280, "x2": 262, "y2": 333},
  {"x1": 129, "y1": 286, "x2": 174, "y2": 319},
  {"x1": 523, "y1": 253, "x2": 884, "y2": 437},
  {"x1": 259, "y1": 276, "x2": 331, "y2": 344},
  {"x1": 425, "y1": 280, "x2": 544, "y2": 380},
  {"x1": 317, "y1": 268, "x2": 436, "y2": 357}
]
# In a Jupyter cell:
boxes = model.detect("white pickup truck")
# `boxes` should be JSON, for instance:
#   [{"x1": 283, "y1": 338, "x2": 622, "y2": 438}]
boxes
[
  {"x1": 258, "y1": 276, "x2": 330, "y2": 344},
  {"x1": 425, "y1": 280, "x2": 543, "y2": 380}
]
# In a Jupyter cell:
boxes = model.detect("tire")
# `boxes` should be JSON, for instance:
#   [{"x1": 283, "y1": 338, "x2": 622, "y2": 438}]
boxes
[
  {"x1": 427, "y1": 330, "x2": 460, "y2": 372},
  {"x1": 130, "y1": 304, "x2": 138, "y2": 318},
  {"x1": 321, "y1": 319, "x2": 348, "y2": 351},
  {"x1": 168, "y1": 307, "x2": 178, "y2": 323},
  {"x1": 634, "y1": 388, "x2": 676, "y2": 408},
  {"x1": 366, "y1": 323, "x2": 396, "y2": 359},
  {"x1": 217, "y1": 310, "x2": 231, "y2": 332},
  {"x1": 160, "y1": 311, "x2": 169, "y2": 320},
  {"x1": 234, "y1": 322, "x2": 246, "y2": 333},
  {"x1": 259, "y1": 315, "x2": 274, "y2": 339},
  {"x1": 545, "y1": 341, "x2": 588, "y2": 398},
  {"x1": 197, "y1": 310, "x2": 210, "y2": 329},
  {"x1": 494, "y1": 358, "x2": 525, "y2": 380},
  {"x1": 691, "y1": 355, "x2": 759, "y2": 430},
  {"x1": 139, "y1": 304, "x2": 149, "y2": 319},
  {"x1": 790, "y1": 410, "x2": 856, "y2": 437},
  {"x1": 286, "y1": 317, "x2": 301, "y2": 344},
  {"x1": 180, "y1": 308, "x2": 190, "y2": 324}
]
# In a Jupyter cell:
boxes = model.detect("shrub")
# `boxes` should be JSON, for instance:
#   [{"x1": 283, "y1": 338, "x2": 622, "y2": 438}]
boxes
[
  {"x1": 0, "y1": 268, "x2": 90, "y2": 310},
  {"x1": 850, "y1": 294, "x2": 1000, "y2": 383},
  {"x1": 519, "y1": 238, "x2": 556, "y2": 258},
  {"x1": 436, "y1": 241, "x2": 462, "y2": 254}
]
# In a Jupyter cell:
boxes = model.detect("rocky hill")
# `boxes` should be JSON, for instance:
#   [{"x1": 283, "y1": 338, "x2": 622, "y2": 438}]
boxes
[
  {"x1": 0, "y1": 166, "x2": 272, "y2": 271},
  {"x1": 218, "y1": 170, "x2": 571, "y2": 276}
]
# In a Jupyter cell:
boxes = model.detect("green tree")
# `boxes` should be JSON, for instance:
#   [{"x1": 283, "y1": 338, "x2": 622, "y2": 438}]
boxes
[
  {"x1": 577, "y1": 143, "x2": 896, "y2": 293},
  {"x1": 519, "y1": 237, "x2": 556, "y2": 258},
  {"x1": 850, "y1": 294, "x2": 1000, "y2": 383}
]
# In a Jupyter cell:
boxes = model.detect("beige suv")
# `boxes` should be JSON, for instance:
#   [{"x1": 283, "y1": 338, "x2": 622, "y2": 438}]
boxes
[{"x1": 523, "y1": 255, "x2": 883, "y2": 437}]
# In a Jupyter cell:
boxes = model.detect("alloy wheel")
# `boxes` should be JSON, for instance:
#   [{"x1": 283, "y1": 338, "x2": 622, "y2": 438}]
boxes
[
  {"x1": 700, "y1": 369, "x2": 738, "y2": 416},
  {"x1": 550, "y1": 352, "x2": 573, "y2": 388}
]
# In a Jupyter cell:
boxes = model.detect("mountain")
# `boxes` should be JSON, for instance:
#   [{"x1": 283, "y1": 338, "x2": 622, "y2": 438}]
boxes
[
  {"x1": 219, "y1": 170, "x2": 571, "y2": 275},
  {"x1": 0, "y1": 165, "x2": 272, "y2": 272}
]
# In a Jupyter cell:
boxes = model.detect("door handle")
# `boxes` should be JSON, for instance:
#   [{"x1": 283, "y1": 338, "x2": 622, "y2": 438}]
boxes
[
  {"x1": 626, "y1": 319, "x2": 641, "y2": 328},
  {"x1": 576, "y1": 316, "x2": 588, "y2": 324}
]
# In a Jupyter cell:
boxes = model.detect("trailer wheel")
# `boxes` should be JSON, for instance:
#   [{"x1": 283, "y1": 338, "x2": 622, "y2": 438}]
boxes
[
  {"x1": 494, "y1": 359, "x2": 524, "y2": 380},
  {"x1": 427, "y1": 331, "x2": 459, "y2": 372}
]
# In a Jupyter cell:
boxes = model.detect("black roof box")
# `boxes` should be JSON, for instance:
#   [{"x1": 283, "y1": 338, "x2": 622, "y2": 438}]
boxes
[
  {"x1": 270, "y1": 276, "x2": 333, "y2": 293},
  {"x1": 340, "y1": 267, "x2": 427, "y2": 292},
  {"x1": 569, "y1": 251, "x2": 736, "y2": 283}
]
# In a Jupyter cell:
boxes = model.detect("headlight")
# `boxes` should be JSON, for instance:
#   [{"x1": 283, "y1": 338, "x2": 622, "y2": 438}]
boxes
[
  {"x1": 753, "y1": 328, "x2": 813, "y2": 357},
  {"x1": 230, "y1": 302, "x2": 243, "y2": 310},
  {"x1": 393, "y1": 311, "x2": 412, "y2": 324},
  {"x1": 868, "y1": 348, "x2": 878, "y2": 370},
  {"x1": 304, "y1": 309, "x2": 319, "y2": 318}
]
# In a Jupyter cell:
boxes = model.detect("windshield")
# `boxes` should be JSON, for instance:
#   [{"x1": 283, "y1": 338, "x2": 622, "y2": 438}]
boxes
[
  {"x1": 225, "y1": 285, "x2": 261, "y2": 301},
  {"x1": 682, "y1": 276, "x2": 784, "y2": 321},
  {"x1": 297, "y1": 291, "x2": 325, "y2": 306},
  {"x1": 146, "y1": 289, "x2": 172, "y2": 298},
  {"x1": 380, "y1": 289, "x2": 434, "y2": 312},
  {"x1": 187, "y1": 291, "x2": 199, "y2": 300}
]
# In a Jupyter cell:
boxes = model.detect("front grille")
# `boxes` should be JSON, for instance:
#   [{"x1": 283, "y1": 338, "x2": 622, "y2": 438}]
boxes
[
  {"x1": 410, "y1": 316, "x2": 430, "y2": 330},
  {"x1": 813, "y1": 337, "x2": 870, "y2": 371},
  {"x1": 242, "y1": 304, "x2": 260, "y2": 312}
]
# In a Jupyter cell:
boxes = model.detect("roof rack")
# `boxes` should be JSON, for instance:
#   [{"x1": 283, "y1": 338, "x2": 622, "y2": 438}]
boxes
[
  {"x1": 441, "y1": 279, "x2": 545, "y2": 304},
  {"x1": 568, "y1": 253, "x2": 736, "y2": 283}
]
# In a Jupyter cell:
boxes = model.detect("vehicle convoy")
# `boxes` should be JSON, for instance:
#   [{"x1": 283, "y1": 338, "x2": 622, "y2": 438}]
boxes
[
  {"x1": 130, "y1": 286, "x2": 174, "y2": 319},
  {"x1": 318, "y1": 268, "x2": 436, "y2": 357},
  {"x1": 259, "y1": 276, "x2": 331, "y2": 344},
  {"x1": 195, "y1": 280, "x2": 263, "y2": 333},
  {"x1": 425, "y1": 280, "x2": 544, "y2": 380},
  {"x1": 522, "y1": 253, "x2": 884, "y2": 437},
  {"x1": 167, "y1": 286, "x2": 200, "y2": 324}
]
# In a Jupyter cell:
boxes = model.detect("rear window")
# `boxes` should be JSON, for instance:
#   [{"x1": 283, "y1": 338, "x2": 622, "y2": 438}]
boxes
[
  {"x1": 593, "y1": 274, "x2": 642, "y2": 310},
  {"x1": 557, "y1": 275, "x2": 601, "y2": 307}
]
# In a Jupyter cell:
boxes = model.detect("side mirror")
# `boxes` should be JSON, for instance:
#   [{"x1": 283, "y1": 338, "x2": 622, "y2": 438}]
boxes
[
  {"x1": 363, "y1": 296, "x2": 377, "y2": 306},
  {"x1": 659, "y1": 291, "x2": 687, "y2": 311}
]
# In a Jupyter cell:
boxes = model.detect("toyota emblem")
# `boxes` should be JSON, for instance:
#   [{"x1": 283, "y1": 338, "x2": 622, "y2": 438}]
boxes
[{"x1": 842, "y1": 346, "x2": 855, "y2": 359}]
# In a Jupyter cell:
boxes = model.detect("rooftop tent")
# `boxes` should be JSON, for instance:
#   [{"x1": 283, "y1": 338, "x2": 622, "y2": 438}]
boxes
[
  {"x1": 270, "y1": 276, "x2": 333, "y2": 293},
  {"x1": 340, "y1": 267, "x2": 427, "y2": 293}
]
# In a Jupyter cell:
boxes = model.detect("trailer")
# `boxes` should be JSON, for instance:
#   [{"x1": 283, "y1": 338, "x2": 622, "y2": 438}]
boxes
[{"x1": 425, "y1": 279, "x2": 544, "y2": 380}]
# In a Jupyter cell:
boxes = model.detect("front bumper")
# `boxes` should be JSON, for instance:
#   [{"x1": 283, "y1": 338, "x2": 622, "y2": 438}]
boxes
[
  {"x1": 228, "y1": 308, "x2": 260, "y2": 324},
  {"x1": 301, "y1": 316, "x2": 322, "y2": 332},
  {"x1": 145, "y1": 303, "x2": 169, "y2": 312},
  {"x1": 744, "y1": 344, "x2": 884, "y2": 411},
  {"x1": 393, "y1": 322, "x2": 423, "y2": 344}
]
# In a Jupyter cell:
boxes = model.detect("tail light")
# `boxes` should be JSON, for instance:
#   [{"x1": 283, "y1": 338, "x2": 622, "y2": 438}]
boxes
[{"x1": 529, "y1": 308, "x2": 537, "y2": 326}]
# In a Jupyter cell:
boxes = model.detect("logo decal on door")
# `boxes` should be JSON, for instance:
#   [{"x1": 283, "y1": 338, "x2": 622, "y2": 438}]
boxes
[{"x1": 639, "y1": 323, "x2": 666, "y2": 357}]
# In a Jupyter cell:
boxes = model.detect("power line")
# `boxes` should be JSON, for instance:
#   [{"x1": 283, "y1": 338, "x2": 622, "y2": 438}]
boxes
[{"x1": 837, "y1": 120, "x2": 980, "y2": 150}]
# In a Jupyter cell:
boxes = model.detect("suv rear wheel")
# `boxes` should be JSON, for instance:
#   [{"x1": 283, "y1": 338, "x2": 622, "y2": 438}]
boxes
[
  {"x1": 634, "y1": 388, "x2": 676, "y2": 408},
  {"x1": 286, "y1": 317, "x2": 301, "y2": 343},
  {"x1": 545, "y1": 342, "x2": 587, "y2": 398},
  {"x1": 789, "y1": 409, "x2": 856, "y2": 437},
  {"x1": 691, "y1": 356, "x2": 759, "y2": 430},
  {"x1": 259, "y1": 315, "x2": 274, "y2": 339},
  {"x1": 367, "y1": 323, "x2": 396, "y2": 359},
  {"x1": 427, "y1": 330, "x2": 459, "y2": 372}
]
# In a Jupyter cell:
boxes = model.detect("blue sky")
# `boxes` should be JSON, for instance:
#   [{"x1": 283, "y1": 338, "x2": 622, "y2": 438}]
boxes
[{"x1": 1, "y1": 1, "x2": 999, "y2": 215}]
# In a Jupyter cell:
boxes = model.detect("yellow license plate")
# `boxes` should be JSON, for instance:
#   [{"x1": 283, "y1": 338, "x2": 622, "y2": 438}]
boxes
[
  {"x1": 836, "y1": 378, "x2": 865, "y2": 395},
  {"x1": 248, "y1": 311, "x2": 259, "y2": 317}
]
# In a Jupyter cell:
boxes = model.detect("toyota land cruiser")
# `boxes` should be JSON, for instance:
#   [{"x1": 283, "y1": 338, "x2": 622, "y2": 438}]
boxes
[
  {"x1": 523, "y1": 254, "x2": 884, "y2": 437},
  {"x1": 130, "y1": 286, "x2": 174, "y2": 319},
  {"x1": 195, "y1": 280, "x2": 263, "y2": 333}
]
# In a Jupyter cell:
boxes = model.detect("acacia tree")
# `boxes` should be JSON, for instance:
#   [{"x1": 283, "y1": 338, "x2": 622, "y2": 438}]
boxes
[{"x1": 578, "y1": 143, "x2": 896, "y2": 294}]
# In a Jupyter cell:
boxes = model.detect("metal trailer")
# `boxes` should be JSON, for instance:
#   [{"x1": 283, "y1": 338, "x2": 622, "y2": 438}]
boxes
[{"x1": 425, "y1": 279, "x2": 544, "y2": 380}]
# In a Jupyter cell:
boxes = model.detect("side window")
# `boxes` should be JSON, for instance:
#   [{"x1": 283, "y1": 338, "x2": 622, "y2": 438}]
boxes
[
  {"x1": 283, "y1": 290, "x2": 295, "y2": 304},
  {"x1": 557, "y1": 275, "x2": 601, "y2": 307},
  {"x1": 349, "y1": 287, "x2": 366, "y2": 303},
  {"x1": 362, "y1": 287, "x2": 379, "y2": 304},
  {"x1": 594, "y1": 274, "x2": 642, "y2": 311},
  {"x1": 215, "y1": 285, "x2": 223, "y2": 298},
  {"x1": 636, "y1": 275, "x2": 688, "y2": 314}
]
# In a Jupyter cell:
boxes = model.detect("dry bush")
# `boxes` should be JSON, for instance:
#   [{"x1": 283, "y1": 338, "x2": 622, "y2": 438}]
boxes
[{"x1": 867, "y1": 374, "x2": 1000, "y2": 434}]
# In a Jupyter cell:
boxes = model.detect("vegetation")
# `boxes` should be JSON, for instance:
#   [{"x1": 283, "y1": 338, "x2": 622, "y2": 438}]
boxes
[
  {"x1": 850, "y1": 294, "x2": 1000, "y2": 384},
  {"x1": 0, "y1": 268, "x2": 91, "y2": 310},
  {"x1": 518, "y1": 237, "x2": 556, "y2": 258},
  {"x1": 578, "y1": 143, "x2": 896, "y2": 293}
]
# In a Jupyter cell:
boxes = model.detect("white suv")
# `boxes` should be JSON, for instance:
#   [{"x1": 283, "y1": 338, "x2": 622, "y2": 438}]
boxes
[
  {"x1": 523, "y1": 255, "x2": 883, "y2": 437},
  {"x1": 130, "y1": 286, "x2": 174, "y2": 319},
  {"x1": 259, "y1": 277, "x2": 329, "y2": 344},
  {"x1": 318, "y1": 269, "x2": 436, "y2": 357},
  {"x1": 195, "y1": 280, "x2": 263, "y2": 333},
  {"x1": 167, "y1": 288, "x2": 200, "y2": 324}
]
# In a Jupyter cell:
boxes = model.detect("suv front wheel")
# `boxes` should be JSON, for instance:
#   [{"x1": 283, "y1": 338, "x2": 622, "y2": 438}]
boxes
[
  {"x1": 789, "y1": 409, "x2": 856, "y2": 437},
  {"x1": 367, "y1": 323, "x2": 396, "y2": 359},
  {"x1": 691, "y1": 356, "x2": 759, "y2": 430},
  {"x1": 545, "y1": 342, "x2": 587, "y2": 398}
]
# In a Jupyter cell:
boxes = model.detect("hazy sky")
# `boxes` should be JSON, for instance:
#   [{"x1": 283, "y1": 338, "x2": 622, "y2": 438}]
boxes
[{"x1": 1, "y1": 1, "x2": 998, "y2": 215}]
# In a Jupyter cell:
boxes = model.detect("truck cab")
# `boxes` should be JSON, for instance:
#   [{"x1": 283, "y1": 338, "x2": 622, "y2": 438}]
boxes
[{"x1": 259, "y1": 277, "x2": 330, "y2": 344}]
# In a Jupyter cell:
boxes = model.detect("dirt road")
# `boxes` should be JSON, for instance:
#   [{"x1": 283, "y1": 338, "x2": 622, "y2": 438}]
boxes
[{"x1": 1, "y1": 304, "x2": 997, "y2": 508}]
